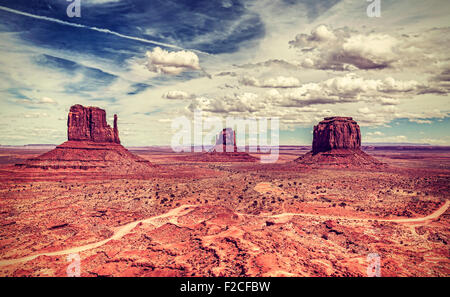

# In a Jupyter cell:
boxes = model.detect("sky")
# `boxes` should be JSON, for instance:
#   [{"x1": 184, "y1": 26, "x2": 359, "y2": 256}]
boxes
[{"x1": 0, "y1": 0, "x2": 449, "y2": 146}]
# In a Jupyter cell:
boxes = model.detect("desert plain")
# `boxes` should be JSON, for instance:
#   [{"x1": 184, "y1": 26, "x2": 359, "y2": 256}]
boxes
[{"x1": 0, "y1": 145, "x2": 448, "y2": 277}]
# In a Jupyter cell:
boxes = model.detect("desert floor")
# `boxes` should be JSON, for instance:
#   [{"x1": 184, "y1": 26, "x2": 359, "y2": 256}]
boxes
[{"x1": 0, "y1": 146, "x2": 448, "y2": 276}]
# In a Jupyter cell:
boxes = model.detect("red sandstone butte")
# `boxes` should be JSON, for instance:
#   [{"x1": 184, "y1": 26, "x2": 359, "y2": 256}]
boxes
[
  {"x1": 206, "y1": 127, "x2": 257, "y2": 161},
  {"x1": 212, "y1": 128, "x2": 238, "y2": 153},
  {"x1": 15, "y1": 104, "x2": 152, "y2": 173},
  {"x1": 68, "y1": 104, "x2": 120, "y2": 144},
  {"x1": 296, "y1": 117, "x2": 383, "y2": 167},
  {"x1": 179, "y1": 128, "x2": 257, "y2": 162},
  {"x1": 312, "y1": 117, "x2": 361, "y2": 154}
]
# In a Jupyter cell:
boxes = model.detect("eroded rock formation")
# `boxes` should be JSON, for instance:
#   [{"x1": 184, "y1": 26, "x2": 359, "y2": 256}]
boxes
[
  {"x1": 296, "y1": 117, "x2": 383, "y2": 167},
  {"x1": 68, "y1": 105, "x2": 120, "y2": 144},
  {"x1": 16, "y1": 104, "x2": 152, "y2": 174},
  {"x1": 312, "y1": 117, "x2": 360, "y2": 154},
  {"x1": 212, "y1": 128, "x2": 237, "y2": 153},
  {"x1": 180, "y1": 128, "x2": 257, "y2": 162}
]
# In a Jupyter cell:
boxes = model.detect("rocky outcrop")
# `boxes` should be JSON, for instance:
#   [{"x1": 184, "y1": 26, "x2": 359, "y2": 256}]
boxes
[
  {"x1": 296, "y1": 117, "x2": 383, "y2": 168},
  {"x1": 113, "y1": 114, "x2": 119, "y2": 144},
  {"x1": 180, "y1": 128, "x2": 257, "y2": 162},
  {"x1": 68, "y1": 104, "x2": 120, "y2": 144},
  {"x1": 16, "y1": 104, "x2": 152, "y2": 174},
  {"x1": 312, "y1": 117, "x2": 360, "y2": 154},
  {"x1": 212, "y1": 128, "x2": 237, "y2": 153}
]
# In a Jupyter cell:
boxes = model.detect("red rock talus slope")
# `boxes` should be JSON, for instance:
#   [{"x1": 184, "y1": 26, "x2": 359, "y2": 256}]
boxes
[
  {"x1": 296, "y1": 117, "x2": 383, "y2": 167},
  {"x1": 179, "y1": 152, "x2": 259, "y2": 162},
  {"x1": 16, "y1": 141, "x2": 151, "y2": 172},
  {"x1": 15, "y1": 104, "x2": 152, "y2": 173}
]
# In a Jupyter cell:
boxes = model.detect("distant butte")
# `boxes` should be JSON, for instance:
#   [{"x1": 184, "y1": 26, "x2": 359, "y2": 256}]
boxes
[
  {"x1": 211, "y1": 128, "x2": 238, "y2": 153},
  {"x1": 180, "y1": 128, "x2": 258, "y2": 162},
  {"x1": 15, "y1": 104, "x2": 152, "y2": 173},
  {"x1": 296, "y1": 117, "x2": 383, "y2": 167}
]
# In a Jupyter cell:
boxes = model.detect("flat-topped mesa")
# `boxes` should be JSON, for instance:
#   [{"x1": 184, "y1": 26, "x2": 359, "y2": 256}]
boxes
[
  {"x1": 67, "y1": 104, "x2": 120, "y2": 144},
  {"x1": 312, "y1": 117, "x2": 361, "y2": 154},
  {"x1": 212, "y1": 128, "x2": 237, "y2": 153},
  {"x1": 295, "y1": 116, "x2": 383, "y2": 167}
]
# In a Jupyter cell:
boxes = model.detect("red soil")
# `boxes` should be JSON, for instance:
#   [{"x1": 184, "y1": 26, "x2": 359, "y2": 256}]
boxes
[
  {"x1": 295, "y1": 149, "x2": 385, "y2": 168},
  {"x1": 176, "y1": 152, "x2": 259, "y2": 162},
  {"x1": 0, "y1": 147, "x2": 448, "y2": 277}
]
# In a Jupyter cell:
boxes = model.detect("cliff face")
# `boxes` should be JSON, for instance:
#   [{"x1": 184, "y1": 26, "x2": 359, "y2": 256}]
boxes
[
  {"x1": 212, "y1": 128, "x2": 237, "y2": 153},
  {"x1": 15, "y1": 104, "x2": 154, "y2": 173},
  {"x1": 312, "y1": 117, "x2": 361, "y2": 154},
  {"x1": 296, "y1": 116, "x2": 383, "y2": 168},
  {"x1": 67, "y1": 104, "x2": 120, "y2": 144}
]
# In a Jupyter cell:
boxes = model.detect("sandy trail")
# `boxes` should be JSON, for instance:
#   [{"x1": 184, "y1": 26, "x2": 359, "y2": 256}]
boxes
[
  {"x1": 1, "y1": 195, "x2": 448, "y2": 267},
  {"x1": 0, "y1": 204, "x2": 195, "y2": 267},
  {"x1": 383, "y1": 200, "x2": 449, "y2": 223},
  {"x1": 253, "y1": 182, "x2": 450, "y2": 223},
  {"x1": 261, "y1": 200, "x2": 450, "y2": 223}
]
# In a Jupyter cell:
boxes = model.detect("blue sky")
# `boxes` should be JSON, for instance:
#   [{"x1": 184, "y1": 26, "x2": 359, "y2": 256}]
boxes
[{"x1": 0, "y1": 0, "x2": 449, "y2": 146}]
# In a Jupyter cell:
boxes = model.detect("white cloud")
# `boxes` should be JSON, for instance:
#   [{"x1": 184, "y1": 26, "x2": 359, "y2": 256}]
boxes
[
  {"x1": 366, "y1": 131, "x2": 385, "y2": 137},
  {"x1": 266, "y1": 89, "x2": 282, "y2": 100},
  {"x1": 365, "y1": 134, "x2": 408, "y2": 143},
  {"x1": 378, "y1": 97, "x2": 400, "y2": 105},
  {"x1": 289, "y1": 25, "x2": 450, "y2": 72},
  {"x1": 288, "y1": 24, "x2": 336, "y2": 48},
  {"x1": 239, "y1": 75, "x2": 300, "y2": 88},
  {"x1": 15, "y1": 96, "x2": 57, "y2": 105},
  {"x1": 382, "y1": 105, "x2": 398, "y2": 113},
  {"x1": 38, "y1": 97, "x2": 56, "y2": 104},
  {"x1": 169, "y1": 71, "x2": 447, "y2": 130},
  {"x1": 239, "y1": 76, "x2": 260, "y2": 87},
  {"x1": 188, "y1": 92, "x2": 264, "y2": 114},
  {"x1": 162, "y1": 90, "x2": 193, "y2": 100},
  {"x1": 396, "y1": 109, "x2": 448, "y2": 121},
  {"x1": 145, "y1": 47, "x2": 201, "y2": 75},
  {"x1": 23, "y1": 112, "x2": 49, "y2": 118},
  {"x1": 221, "y1": 0, "x2": 233, "y2": 8},
  {"x1": 261, "y1": 76, "x2": 300, "y2": 88},
  {"x1": 342, "y1": 33, "x2": 398, "y2": 64},
  {"x1": 409, "y1": 119, "x2": 432, "y2": 124},
  {"x1": 358, "y1": 107, "x2": 371, "y2": 114},
  {"x1": 275, "y1": 74, "x2": 422, "y2": 107}
]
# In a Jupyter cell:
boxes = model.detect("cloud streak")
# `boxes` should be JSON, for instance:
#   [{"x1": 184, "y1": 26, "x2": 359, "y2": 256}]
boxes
[{"x1": 0, "y1": 5, "x2": 210, "y2": 55}]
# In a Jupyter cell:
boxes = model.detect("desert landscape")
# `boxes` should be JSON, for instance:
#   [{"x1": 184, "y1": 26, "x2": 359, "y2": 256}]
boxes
[
  {"x1": 0, "y1": 107, "x2": 448, "y2": 277},
  {"x1": 0, "y1": 0, "x2": 449, "y2": 281}
]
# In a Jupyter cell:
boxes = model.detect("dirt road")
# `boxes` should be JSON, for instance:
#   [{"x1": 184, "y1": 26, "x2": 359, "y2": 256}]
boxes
[{"x1": 1, "y1": 195, "x2": 448, "y2": 267}]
